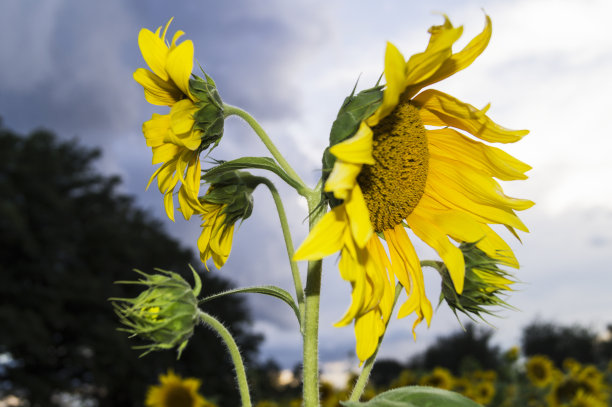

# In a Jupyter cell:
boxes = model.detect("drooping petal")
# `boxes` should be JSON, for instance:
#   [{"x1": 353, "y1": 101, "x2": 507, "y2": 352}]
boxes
[
  {"x1": 406, "y1": 211, "x2": 466, "y2": 293},
  {"x1": 293, "y1": 206, "x2": 348, "y2": 260},
  {"x1": 354, "y1": 309, "x2": 384, "y2": 362},
  {"x1": 414, "y1": 89, "x2": 529, "y2": 143},
  {"x1": 344, "y1": 185, "x2": 374, "y2": 248},
  {"x1": 164, "y1": 191, "x2": 175, "y2": 222},
  {"x1": 143, "y1": 113, "x2": 171, "y2": 147},
  {"x1": 170, "y1": 99, "x2": 197, "y2": 135},
  {"x1": 151, "y1": 143, "x2": 180, "y2": 165}
]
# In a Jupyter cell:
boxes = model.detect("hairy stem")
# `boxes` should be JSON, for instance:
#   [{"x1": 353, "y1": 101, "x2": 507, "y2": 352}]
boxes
[
  {"x1": 258, "y1": 177, "x2": 305, "y2": 328},
  {"x1": 223, "y1": 104, "x2": 308, "y2": 194},
  {"x1": 198, "y1": 310, "x2": 252, "y2": 407},
  {"x1": 302, "y1": 190, "x2": 325, "y2": 407}
]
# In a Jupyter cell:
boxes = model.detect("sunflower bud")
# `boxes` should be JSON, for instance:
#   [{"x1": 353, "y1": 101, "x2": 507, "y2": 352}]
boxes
[
  {"x1": 190, "y1": 72, "x2": 224, "y2": 151},
  {"x1": 438, "y1": 242, "x2": 516, "y2": 322},
  {"x1": 111, "y1": 267, "x2": 202, "y2": 357}
]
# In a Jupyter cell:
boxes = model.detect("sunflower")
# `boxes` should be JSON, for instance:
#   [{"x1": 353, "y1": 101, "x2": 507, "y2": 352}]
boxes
[
  {"x1": 472, "y1": 381, "x2": 496, "y2": 405},
  {"x1": 134, "y1": 18, "x2": 208, "y2": 222},
  {"x1": 146, "y1": 370, "x2": 213, "y2": 407},
  {"x1": 419, "y1": 367, "x2": 454, "y2": 390},
  {"x1": 526, "y1": 355, "x2": 556, "y2": 388},
  {"x1": 294, "y1": 15, "x2": 533, "y2": 362}
]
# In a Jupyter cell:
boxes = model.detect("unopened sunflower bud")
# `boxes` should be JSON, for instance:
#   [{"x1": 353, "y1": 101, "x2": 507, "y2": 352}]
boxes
[
  {"x1": 198, "y1": 171, "x2": 261, "y2": 269},
  {"x1": 111, "y1": 267, "x2": 202, "y2": 358},
  {"x1": 190, "y1": 72, "x2": 224, "y2": 151},
  {"x1": 438, "y1": 242, "x2": 516, "y2": 322}
]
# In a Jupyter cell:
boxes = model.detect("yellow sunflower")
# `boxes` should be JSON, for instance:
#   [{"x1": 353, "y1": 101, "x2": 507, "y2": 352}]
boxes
[
  {"x1": 294, "y1": 15, "x2": 532, "y2": 362},
  {"x1": 419, "y1": 367, "x2": 454, "y2": 390},
  {"x1": 526, "y1": 355, "x2": 556, "y2": 388},
  {"x1": 472, "y1": 381, "x2": 496, "y2": 405},
  {"x1": 146, "y1": 370, "x2": 212, "y2": 407},
  {"x1": 134, "y1": 18, "x2": 207, "y2": 221},
  {"x1": 197, "y1": 201, "x2": 236, "y2": 269}
]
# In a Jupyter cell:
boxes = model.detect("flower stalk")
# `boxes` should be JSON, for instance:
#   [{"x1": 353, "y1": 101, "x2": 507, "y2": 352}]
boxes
[{"x1": 197, "y1": 310, "x2": 252, "y2": 407}]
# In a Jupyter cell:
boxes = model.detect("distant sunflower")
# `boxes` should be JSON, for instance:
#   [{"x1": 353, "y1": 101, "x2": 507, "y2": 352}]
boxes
[
  {"x1": 294, "y1": 15, "x2": 532, "y2": 361},
  {"x1": 146, "y1": 370, "x2": 212, "y2": 407},
  {"x1": 472, "y1": 381, "x2": 496, "y2": 405},
  {"x1": 420, "y1": 367, "x2": 454, "y2": 390},
  {"x1": 134, "y1": 18, "x2": 206, "y2": 221},
  {"x1": 526, "y1": 355, "x2": 555, "y2": 388}
]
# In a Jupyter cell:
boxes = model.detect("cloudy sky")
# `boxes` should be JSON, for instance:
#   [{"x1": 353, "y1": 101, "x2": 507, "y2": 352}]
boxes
[{"x1": 2, "y1": 0, "x2": 612, "y2": 378}]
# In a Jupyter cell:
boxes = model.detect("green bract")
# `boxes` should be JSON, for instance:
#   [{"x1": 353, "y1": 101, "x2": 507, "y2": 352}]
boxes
[
  {"x1": 322, "y1": 83, "x2": 383, "y2": 207},
  {"x1": 438, "y1": 242, "x2": 517, "y2": 323},
  {"x1": 201, "y1": 170, "x2": 262, "y2": 225},
  {"x1": 111, "y1": 267, "x2": 202, "y2": 358},
  {"x1": 190, "y1": 71, "x2": 225, "y2": 151}
]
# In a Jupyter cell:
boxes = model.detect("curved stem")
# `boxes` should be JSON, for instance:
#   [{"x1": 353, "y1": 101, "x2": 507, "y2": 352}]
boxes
[
  {"x1": 223, "y1": 104, "x2": 309, "y2": 194},
  {"x1": 258, "y1": 177, "x2": 305, "y2": 328},
  {"x1": 302, "y1": 190, "x2": 325, "y2": 407},
  {"x1": 348, "y1": 283, "x2": 403, "y2": 402},
  {"x1": 197, "y1": 310, "x2": 252, "y2": 407}
]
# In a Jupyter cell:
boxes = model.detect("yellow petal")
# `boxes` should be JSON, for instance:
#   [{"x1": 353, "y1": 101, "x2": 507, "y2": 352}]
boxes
[
  {"x1": 143, "y1": 113, "x2": 171, "y2": 147},
  {"x1": 424, "y1": 15, "x2": 491, "y2": 90},
  {"x1": 407, "y1": 212, "x2": 465, "y2": 293},
  {"x1": 329, "y1": 122, "x2": 374, "y2": 165},
  {"x1": 164, "y1": 191, "x2": 175, "y2": 222},
  {"x1": 133, "y1": 68, "x2": 182, "y2": 106},
  {"x1": 138, "y1": 28, "x2": 169, "y2": 81},
  {"x1": 427, "y1": 128, "x2": 531, "y2": 180},
  {"x1": 334, "y1": 248, "x2": 367, "y2": 326},
  {"x1": 166, "y1": 39, "x2": 194, "y2": 99},
  {"x1": 324, "y1": 161, "x2": 362, "y2": 201},
  {"x1": 293, "y1": 206, "x2": 348, "y2": 260},
  {"x1": 429, "y1": 159, "x2": 534, "y2": 212},
  {"x1": 344, "y1": 185, "x2": 373, "y2": 248},
  {"x1": 414, "y1": 89, "x2": 529, "y2": 144},
  {"x1": 404, "y1": 16, "x2": 462, "y2": 86},
  {"x1": 354, "y1": 309, "x2": 383, "y2": 362},
  {"x1": 170, "y1": 99, "x2": 197, "y2": 134},
  {"x1": 151, "y1": 143, "x2": 180, "y2": 164},
  {"x1": 367, "y1": 42, "x2": 406, "y2": 126}
]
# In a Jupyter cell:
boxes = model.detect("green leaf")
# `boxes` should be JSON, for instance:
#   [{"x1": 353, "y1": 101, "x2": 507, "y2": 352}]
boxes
[
  {"x1": 341, "y1": 386, "x2": 483, "y2": 407},
  {"x1": 203, "y1": 157, "x2": 302, "y2": 190},
  {"x1": 199, "y1": 285, "x2": 301, "y2": 327}
]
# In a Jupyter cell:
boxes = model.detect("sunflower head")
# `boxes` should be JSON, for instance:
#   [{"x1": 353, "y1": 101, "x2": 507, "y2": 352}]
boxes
[
  {"x1": 197, "y1": 170, "x2": 261, "y2": 269},
  {"x1": 526, "y1": 355, "x2": 556, "y2": 388},
  {"x1": 146, "y1": 369, "x2": 213, "y2": 407},
  {"x1": 419, "y1": 367, "x2": 454, "y2": 390},
  {"x1": 438, "y1": 242, "x2": 517, "y2": 322},
  {"x1": 111, "y1": 267, "x2": 201, "y2": 357}
]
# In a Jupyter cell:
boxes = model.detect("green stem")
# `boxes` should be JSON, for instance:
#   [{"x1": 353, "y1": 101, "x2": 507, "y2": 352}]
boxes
[
  {"x1": 302, "y1": 190, "x2": 325, "y2": 407},
  {"x1": 258, "y1": 177, "x2": 305, "y2": 329},
  {"x1": 420, "y1": 260, "x2": 443, "y2": 271},
  {"x1": 348, "y1": 283, "x2": 403, "y2": 402},
  {"x1": 223, "y1": 104, "x2": 309, "y2": 194},
  {"x1": 197, "y1": 310, "x2": 252, "y2": 407}
]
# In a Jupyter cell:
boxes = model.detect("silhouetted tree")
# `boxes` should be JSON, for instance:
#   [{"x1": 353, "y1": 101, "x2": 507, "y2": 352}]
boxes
[
  {"x1": 409, "y1": 323, "x2": 501, "y2": 374},
  {"x1": 521, "y1": 321, "x2": 596, "y2": 367},
  {"x1": 369, "y1": 359, "x2": 404, "y2": 388},
  {"x1": 0, "y1": 124, "x2": 262, "y2": 406}
]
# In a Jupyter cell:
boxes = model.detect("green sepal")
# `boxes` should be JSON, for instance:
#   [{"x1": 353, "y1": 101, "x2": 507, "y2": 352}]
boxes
[
  {"x1": 199, "y1": 285, "x2": 301, "y2": 327},
  {"x1": 341, "y1": 386, "x2": 483, "y2": 407},
  {"x1": 203, "y1": 156, "x2": 302, "y2": 191},
  {"x1": 323, "y1": 83, "x2": 383, "y2": 207},
  {"x1": 189, "y1": 72, "x2": 225, "y2": 151},
  {"x1": 200, "y1": 171, "x2": 258, "y2": 224}
]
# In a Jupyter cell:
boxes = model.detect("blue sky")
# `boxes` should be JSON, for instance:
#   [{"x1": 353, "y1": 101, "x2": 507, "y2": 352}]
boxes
[{"x1": 2, "y1": 0, "x2": 612, "y2": 379}]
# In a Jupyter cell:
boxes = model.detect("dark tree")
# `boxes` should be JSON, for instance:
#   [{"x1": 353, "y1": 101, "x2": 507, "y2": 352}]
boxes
[
  {"x1": 521, "y1": 321, "x2": 597, "y2": 367},
  {"x1": 0, "y1": 124, "x2": 262, "y2": 406},
  {"x1": 369, "y1": 359, "x2": 404, "y2": 388},
  {"x1": 409, "y1": 323, "x2": 501, "y2": 374}
]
